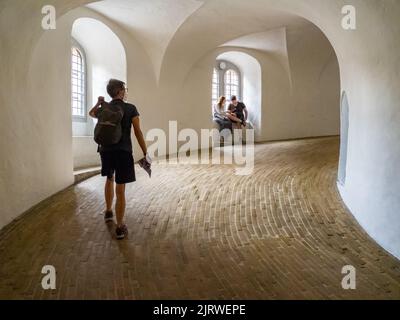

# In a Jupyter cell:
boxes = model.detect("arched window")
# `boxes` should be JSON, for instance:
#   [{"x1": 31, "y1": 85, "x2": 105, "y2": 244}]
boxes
[
  {"x1": 224, "y1": 69, "x2": 239, "y2": 99},
  {"x1": 71, "y1": 46, "x2": 86, "y2": 119},
  {"x1": 211, "y1": 68, "x2": 219, "y2": 106},
  {"x1": 211, "y1": 60, "x2": 241, "y2": 113}
]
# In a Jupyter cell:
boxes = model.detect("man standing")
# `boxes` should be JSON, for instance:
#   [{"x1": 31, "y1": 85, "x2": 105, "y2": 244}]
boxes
[
  {"x1": 228, "y1": 95, "x2": 248, "y2": 128},
  {"x1": 89, "y1": 79, "x2": 148, "y2": 240}
]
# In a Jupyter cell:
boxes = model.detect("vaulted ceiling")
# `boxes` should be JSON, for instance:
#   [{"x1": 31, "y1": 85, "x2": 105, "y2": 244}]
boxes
[
  {"x1": 85, "y1": 0, "x2": 314, "y2": 82},
  {"x1": 86, "y1": 0, "x2": 203, "y2": 76}
]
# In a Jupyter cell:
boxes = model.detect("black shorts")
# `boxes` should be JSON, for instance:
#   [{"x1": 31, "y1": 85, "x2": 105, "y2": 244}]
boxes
[{"x1": 100, "y1": 150, "x2": 136, "y2": 184}]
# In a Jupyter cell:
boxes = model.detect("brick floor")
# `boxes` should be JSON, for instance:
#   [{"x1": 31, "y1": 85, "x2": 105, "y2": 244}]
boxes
[{"x1": 0, "y1": 137, "x2": 399, "y2": 299}]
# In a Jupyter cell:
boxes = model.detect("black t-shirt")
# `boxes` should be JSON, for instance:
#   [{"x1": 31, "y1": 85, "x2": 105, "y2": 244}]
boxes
[
  {"x1": 96, "y1": 99, "x2": 140, "y2": 153},
  {"x1": 228, "y1": 102, "x2": 246, "y2": 121}
]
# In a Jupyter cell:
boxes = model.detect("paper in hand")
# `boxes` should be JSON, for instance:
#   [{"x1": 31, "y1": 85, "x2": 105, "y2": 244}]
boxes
[{"x1": 138, "y1": 157, "x2": 152, "y2": 177}]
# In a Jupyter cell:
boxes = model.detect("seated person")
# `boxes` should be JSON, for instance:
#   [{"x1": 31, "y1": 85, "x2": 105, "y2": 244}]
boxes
[
  {"x1": 228, "y1": 95, "x2": 248, "y2": 128},
  {"x1": 213, "y1": 96, "x2": 242, "y2": 131}
]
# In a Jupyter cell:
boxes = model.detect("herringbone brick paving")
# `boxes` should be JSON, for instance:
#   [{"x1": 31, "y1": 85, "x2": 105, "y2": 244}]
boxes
[{"x1": 0, "y1": 137, "x2": 399, "y2": 299}]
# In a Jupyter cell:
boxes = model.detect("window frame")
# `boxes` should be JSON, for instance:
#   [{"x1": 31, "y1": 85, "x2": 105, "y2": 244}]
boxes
[
  {"x1": 211, "y1": 68, "x2": 220, "y2": 107},
  {"x1": 213, "y1": 60, "x2": 242, "y2": 109},
  {"x1": 224, "y1": 68, "x2": 240, "y2": 101},
  {"x1": 71, "y1": 39, "x2": 87, "y2": 123}
]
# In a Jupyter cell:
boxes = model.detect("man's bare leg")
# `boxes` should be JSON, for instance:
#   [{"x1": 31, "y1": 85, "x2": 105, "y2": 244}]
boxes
[
  {"x1": 105, "y1": 177, "x2": 114, "y2": 212},
  {"x1": 226, "y1": 113, "x2": 242, "y2": 123},
  {"x1": 115, "y1": 183, "x2": 126, "y2": 227}
]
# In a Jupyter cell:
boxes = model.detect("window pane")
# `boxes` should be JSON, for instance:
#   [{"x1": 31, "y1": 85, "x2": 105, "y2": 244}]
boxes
[
  {"x1": 224, "y1": 69, "x2": 239, "y2": 100},
  {"x1": 211, "y1": 68, "x2": 219, "y2": 106},
  {"x1": 71, "y1": 47, "x2": 85, "y2": 117}
]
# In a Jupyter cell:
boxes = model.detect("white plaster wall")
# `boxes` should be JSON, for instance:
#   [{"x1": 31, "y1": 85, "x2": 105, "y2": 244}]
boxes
[
  {"x1": 285, "y1": 23, "x2": 340, "y2": 138},
  {"x1": 259, "y1": 53, "x2": 293, "y2": 141},
  {"x1": 72, "y1": 136, "x2": 100, "y2": 169},
  {"x1": 221, "y1": 27, "x2": 293, "y2": 85},
  {"x1": 332, "y1": 2, "x2": 400, "y2": 259},
  {"x1": 87, "y1": 0, "x2": 203, "y2": 81},
  {"x1": 72, "y1": 120, "x2": 93, "y2": 136},
  {"x1": 0, "y1": 3, "x2": 75, "y2": 228}
]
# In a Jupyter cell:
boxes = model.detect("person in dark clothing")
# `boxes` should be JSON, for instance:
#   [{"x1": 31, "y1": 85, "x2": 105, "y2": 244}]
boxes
[
  {"x1": 213, "y1": 96, "x2": 242, "y2": 131},
  {"x1": 228, "y1": 95, "x2": 248, "y2": 128},
  {"x1": 89, "y1": 79, "x2": 148, "y2": 240}
]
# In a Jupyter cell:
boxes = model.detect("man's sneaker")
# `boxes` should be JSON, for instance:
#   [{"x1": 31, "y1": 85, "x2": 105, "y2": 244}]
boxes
[
  {"x1": 116, "y1": 225, "x2": 128, "y2": 240},
  {"x1": 104, "y1": 210, "x2": 114, "y2": 223}
]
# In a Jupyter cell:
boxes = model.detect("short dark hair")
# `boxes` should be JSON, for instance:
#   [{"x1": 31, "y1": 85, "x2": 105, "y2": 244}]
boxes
[
  {"x1": 107, "y1": 79, "x2": 125, "y2": 98},
  {"x1": 231, "y1": 95, "x2": 237, "y2": 101}
]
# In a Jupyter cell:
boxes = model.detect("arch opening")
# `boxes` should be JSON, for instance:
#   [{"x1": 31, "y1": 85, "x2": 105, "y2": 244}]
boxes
[
  {"x1": 214, "y1": 51, "x2": 262, "y2": 138},
  {"x1": 71, "y1": 17, "x2": 127, "y2": 170}
]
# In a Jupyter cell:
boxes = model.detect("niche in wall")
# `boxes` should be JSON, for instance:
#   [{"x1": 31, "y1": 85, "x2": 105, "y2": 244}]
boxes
[
  {"x1": 71, "y1": 18, "x2": 127, "y2": 137},
  {"x1": 215, "y1": 52, "x2": 262, "y2": 137},
  {"x1": 338, "y1": 91, "x2": 349, "y2": 186},
  {"x1": 71, "y1": 18, "x2": 127, "y2": 169}
]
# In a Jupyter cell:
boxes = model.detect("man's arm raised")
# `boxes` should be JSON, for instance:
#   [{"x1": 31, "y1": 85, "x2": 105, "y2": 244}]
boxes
[{"x1": 89, "y1": 96, "x2": 104, "y2": 118}]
